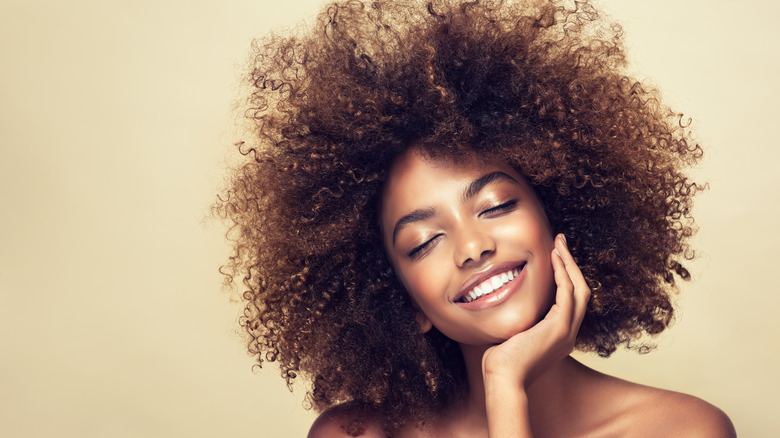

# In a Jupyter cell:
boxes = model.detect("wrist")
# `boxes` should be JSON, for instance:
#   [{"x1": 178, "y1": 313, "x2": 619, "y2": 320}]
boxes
[
  {"x1": 482, "y1": 356, "x2": 529, "y2": 390},
  {"x1": 484, "y1": 370, "x2": 526, "y2": 395}
]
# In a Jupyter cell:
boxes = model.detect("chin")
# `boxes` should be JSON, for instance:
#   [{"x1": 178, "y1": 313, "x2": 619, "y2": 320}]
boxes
[{"x1": 492, "y1": 301, "x2": 551, "y2": 341}]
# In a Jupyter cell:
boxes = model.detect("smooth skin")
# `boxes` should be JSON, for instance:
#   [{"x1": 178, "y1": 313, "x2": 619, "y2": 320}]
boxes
[
  {"x1": 482, "y1": 234, "x2": 589, "y2": 437},
  {"x1": 309, "y1": 148, "x2": 735, "y2": 437}
]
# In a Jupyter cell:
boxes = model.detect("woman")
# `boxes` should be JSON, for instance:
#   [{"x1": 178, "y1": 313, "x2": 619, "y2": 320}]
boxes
[{"x1": 216, "y1": 0, "x2": 735, "y2": 435}]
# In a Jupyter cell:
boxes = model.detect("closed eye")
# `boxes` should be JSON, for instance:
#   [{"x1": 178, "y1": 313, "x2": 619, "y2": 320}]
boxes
[
  {"x1": 480, "y1": 200, "x2": 518, "y2": 217},
  {"x1": 407, "y1": 234, "x2": 442, "y2": 259}
]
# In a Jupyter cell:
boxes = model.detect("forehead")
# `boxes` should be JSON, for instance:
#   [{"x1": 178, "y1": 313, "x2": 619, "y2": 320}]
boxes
[
  {"x1": 385, "y1": 146, "x2": 520, "y2": 189},
  {"x1": 380, "y1": 148, "x2": 524, "y2": 227}
]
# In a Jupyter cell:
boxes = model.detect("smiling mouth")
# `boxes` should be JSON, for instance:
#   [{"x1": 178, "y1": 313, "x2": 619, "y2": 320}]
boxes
[{"x1": 457, "y1": 264, "x2": 525, "y2": 304}]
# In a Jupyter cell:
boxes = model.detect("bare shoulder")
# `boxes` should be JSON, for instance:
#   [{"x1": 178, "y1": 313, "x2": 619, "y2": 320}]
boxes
[
  {"x1": 637, "y1": 389, "x2": 736, "y2": 438},
  {"x1": 308, "y1": 402, "x2": 387, "y2": 438},
  {"x1": 574, "y1": 362, "x2": 735, "y2": 437},
  {"x1": 595, "y1": 376, "x2": 736, "y2": 438}
]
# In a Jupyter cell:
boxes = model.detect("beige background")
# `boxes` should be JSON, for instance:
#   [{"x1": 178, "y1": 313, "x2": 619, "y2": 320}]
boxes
[{"x1": 1, "y1": 0, "x2": 778, "y2": 436}]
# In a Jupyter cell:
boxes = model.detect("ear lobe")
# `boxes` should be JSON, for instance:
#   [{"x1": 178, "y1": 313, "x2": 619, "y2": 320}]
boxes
[{"x1": 415, "y1": 311, "x2": 433, "y2": 333}]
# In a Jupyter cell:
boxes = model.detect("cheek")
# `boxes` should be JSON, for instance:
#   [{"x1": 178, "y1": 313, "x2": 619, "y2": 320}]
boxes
[
  {"x1": 401, "y1": 264, "x2": 444, "y2": 305},
  {"x1": 395, "y1": 256, "x2": 453, "y2": 315},
  {"x1": 495, "y1": 213, "x2": 554, "y2": 248}
]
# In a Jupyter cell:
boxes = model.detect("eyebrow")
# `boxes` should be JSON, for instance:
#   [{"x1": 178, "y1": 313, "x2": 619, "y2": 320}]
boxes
[
  {"x1": 391, "y1": 171, "x2": 520, "y2": 245},
  {"x1": 461, "y1": 171, "x2": 519, "y2": 203},
  {"x1": 391, "y1": 207, "x2": 437, "y2": 245}
]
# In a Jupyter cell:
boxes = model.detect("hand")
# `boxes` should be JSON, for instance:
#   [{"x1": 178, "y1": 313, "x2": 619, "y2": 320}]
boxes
[{"x1": 481, "y1": 234, "x2": 591, "y2": 389}]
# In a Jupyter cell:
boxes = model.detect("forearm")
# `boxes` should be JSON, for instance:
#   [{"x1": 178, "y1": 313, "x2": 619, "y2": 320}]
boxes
[{"x1": 484, "y1": 375, "x2": 533, "y2": 438}]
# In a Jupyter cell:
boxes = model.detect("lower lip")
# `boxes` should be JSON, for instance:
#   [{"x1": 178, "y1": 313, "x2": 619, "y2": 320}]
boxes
[{"x1": 455, "y1": 265, "x2": 526, "y2": 310}]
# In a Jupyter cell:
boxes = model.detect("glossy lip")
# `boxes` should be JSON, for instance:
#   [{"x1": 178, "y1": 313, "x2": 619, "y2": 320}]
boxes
[
  {"x1": 453, "y1": 261, "x2": 526, "y2": 305},
  {"x1": 455, "y1": 264, "x2": 527, "y2": 310}
]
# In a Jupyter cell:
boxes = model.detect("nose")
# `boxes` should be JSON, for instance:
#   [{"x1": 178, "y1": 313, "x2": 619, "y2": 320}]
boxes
[{"x1": 453, "y1": 223, "x2": 496, "y2": 268}]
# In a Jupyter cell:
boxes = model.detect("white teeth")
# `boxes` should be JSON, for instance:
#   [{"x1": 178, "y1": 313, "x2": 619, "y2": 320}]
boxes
[{"x1": 460, "y1": 266, "x2": 522, "y2": 303}]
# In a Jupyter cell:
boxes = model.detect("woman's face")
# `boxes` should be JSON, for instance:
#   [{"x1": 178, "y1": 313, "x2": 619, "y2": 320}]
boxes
[{"x1": 381, "y1": 148, "x2": 556, "y2": 346}]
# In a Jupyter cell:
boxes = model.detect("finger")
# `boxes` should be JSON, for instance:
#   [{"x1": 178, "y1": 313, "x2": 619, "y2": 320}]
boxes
[
  {"x1": 551, "y1": 237, "x2": 574, "y2": 320},
  {"x1": 554, "y1": 235, "x2": 588, "y2": 293},
  {"x1": 554, "y1": 234, "x2": 590, "y2": 328}
]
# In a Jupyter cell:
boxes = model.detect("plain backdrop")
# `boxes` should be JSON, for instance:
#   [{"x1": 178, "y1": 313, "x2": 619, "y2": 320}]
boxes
[{"x1": 1, "y1": 0, "x2": 778, "y2": 436}]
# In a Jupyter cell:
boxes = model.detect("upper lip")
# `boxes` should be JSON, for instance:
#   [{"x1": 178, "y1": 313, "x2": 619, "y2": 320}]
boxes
[{"x1": 453, "y1": 261, "x2": 526, "y2": 302}]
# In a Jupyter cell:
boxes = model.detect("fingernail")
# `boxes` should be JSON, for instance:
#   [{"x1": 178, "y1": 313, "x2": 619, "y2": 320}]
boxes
[
  {"x1": 554, "y1": 248, "x2": 561, "y2": 257},
  {"x1": 560, "y1": 234, "x2": 568, "y2": 247}
]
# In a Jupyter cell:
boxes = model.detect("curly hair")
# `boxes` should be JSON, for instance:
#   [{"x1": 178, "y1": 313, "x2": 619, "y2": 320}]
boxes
[{"x1": 215, "y1": 0, "x2": 702, "y2": 429}]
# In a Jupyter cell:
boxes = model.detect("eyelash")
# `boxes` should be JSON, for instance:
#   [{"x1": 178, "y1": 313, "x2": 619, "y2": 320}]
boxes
[
  {"x1": 480, "y1": 200, "x2": 518, "y2": 217},
  {"x1": 407, "y1": 235, "x2": 441, "y2": 259},
  {"x1": 405, "y1": 200, "x2": 518, "y2": 259}
]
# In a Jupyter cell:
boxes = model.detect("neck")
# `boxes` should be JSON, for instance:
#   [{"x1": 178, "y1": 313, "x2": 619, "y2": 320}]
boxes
[{"x1": 454, "y1": 344, "x2": 581, "y2": 432}]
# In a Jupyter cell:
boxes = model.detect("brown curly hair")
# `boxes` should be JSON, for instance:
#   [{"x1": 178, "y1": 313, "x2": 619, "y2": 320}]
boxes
[{"x1": 215, "y1": 0, "x2": 702, "y2": 429}]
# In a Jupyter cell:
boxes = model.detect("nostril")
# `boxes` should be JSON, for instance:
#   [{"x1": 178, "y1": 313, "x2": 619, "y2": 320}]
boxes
[{"x1": 453, "y1": 227, "x2": 496, "y2": 267}]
